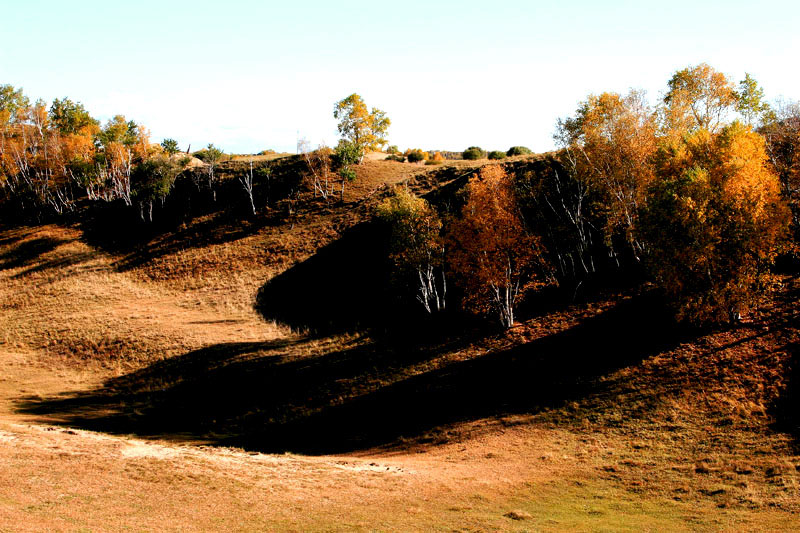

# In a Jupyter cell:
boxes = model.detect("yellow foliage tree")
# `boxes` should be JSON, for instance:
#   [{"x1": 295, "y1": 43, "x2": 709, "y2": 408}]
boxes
[
  {"x1": 557, "y1": 90, "x2": 657, "y2": 259},
  {"x1": 641, "y1": 122, "x2": 789, "y2": 323},
  {"x1": 333, "y1": 93, "x2": 390, "y2": 156},
  {"x1": 662, "y1": 63, "x2": 738, "y2": 135}
]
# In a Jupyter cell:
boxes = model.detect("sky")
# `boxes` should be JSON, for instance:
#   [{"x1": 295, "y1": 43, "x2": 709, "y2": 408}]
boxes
[{"x1": 2, "y1": 0, "x2": 799, "y2": 154}]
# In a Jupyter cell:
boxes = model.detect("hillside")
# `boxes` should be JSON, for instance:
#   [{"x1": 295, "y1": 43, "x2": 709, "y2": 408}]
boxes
[{"x1": 0, "y1": 155, "x2": 799, "y2": 531}]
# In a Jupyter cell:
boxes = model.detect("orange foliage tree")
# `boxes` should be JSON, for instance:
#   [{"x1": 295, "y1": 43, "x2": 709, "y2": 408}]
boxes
[
  {"x1": 447, "y1": 166, "x2": 547, "y2": 328},
  {"x1": 0, "y1": 91, "x2": 101, "y2": 216},
  {"x1": 640, "y1": 123, "x2": 789, "y2": 323}
]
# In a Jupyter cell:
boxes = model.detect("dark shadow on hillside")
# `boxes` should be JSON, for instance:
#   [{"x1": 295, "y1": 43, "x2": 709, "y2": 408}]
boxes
[
  {"x1": 17, "y1": 292, "x2": 684, "y2": 455},
  {"x1": 771, "y1": 340, "x2": 800, "y2": 450},
  {"x1": 255, "y1": 221, "x2": 393, "y2": 334},
  {"x1": 78, "y1": 156, "x2": 308, "y2": 268},
  {"x1": 0, "y1": 236, "x2": 65, "y2": 270}
]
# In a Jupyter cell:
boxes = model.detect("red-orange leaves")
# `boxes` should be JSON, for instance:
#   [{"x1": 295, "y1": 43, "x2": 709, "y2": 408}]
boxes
[{"x1": 448, "y1": 166, "x2": 547, "y2": 328}]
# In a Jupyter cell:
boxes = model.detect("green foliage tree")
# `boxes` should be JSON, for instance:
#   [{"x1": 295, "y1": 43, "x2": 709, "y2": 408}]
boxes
[
  {"x1": 160, "y1": 138, "x2": 180, "y2": 156},
  {"x1": 333, "y1": 93, "x2": 390, "y2": 156},
  {"x1": 97, "y1": 115, "x2": 142, "y2": 147},
  {"x1": 132, "y1": 154, "x2": 188, "y2": 222},
  {"x1": 0, "y1": 84, "x2": 29, "y2": 124},
  {"x1": 736, "y1": 73, "x2": 775, "y2": 128},
  {"x1": 376, "y1": 187, "x2": 446, "y2": 314},
  {"x1": 334, "y1": 140, "x2": 362, "y2": 201},
  {"x1": 199, "y1": 143, "x2": 224, "y2": 201},
  {"x1": 48, "y1": 98, "x2": 98, "y2": 134},
  {"x1": 405, "y1": 148, "x2": 427, "y2": 163},
  {"x1": 488, "y1": 150, "x2": 506, "y2": 160}
]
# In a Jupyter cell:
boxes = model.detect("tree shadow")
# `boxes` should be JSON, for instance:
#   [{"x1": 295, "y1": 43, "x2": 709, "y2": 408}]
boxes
[
  {"x1": 17, "y1": 292, "x2": 683, "y2": 454},
  {"x1": 0, "y1": 236, "x2": 65, "y2": 270},
  {"x1": 771, "y1": 341, "x2": 800, "y2": 448},
  {"x1": 78, "y1": 156, "x2": 308, "y2": 270},
  {"x1": 254, "y1": 220, "x2": 394, "y2": 334}
]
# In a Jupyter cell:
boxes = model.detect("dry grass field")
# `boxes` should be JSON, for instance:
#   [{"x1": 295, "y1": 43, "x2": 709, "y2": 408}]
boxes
[{"x1": 1, "y1": 156, "x2": 799, "y2": 531}]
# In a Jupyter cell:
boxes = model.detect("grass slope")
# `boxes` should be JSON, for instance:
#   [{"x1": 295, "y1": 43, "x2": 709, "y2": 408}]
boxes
[{"x1": 0, "y1": 155, "x2": 799, "y2": 530}]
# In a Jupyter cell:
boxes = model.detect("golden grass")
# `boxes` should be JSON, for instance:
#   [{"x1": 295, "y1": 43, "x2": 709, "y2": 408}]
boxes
[{"x1": 0, "y1": 156, "x2": 799, "y2": 530}]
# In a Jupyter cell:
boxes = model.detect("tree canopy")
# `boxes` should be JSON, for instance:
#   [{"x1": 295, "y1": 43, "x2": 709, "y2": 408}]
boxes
[{"x1": 333, "y1": 93, "x2": 390, "y2": 154}]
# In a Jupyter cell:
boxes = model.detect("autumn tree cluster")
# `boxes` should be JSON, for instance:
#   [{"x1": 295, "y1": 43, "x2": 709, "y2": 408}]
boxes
[
  {"x1": 0, "y1": 85, "x2": 195, "y2": 222},
  {"x1": 0, "y1": 85, "x2": 297, "y2": 227},
  {"x1": 379, "y1": 64, "x2": 796, "y2": 327}
]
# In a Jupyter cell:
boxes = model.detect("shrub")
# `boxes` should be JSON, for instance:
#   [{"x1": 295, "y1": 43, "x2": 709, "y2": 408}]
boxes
[
  {"x1": 386, "y1": 145, "x2": 400, "y2": 154},
  {"x1": 462, "y1": 146, "x2": 486, "y2": 160},
  {"x1": 425, "y1": 159, "x2": 443, "y2": 165},
  {"x1": 406, "y1": 148, "x2": 428, "y2": 163},
  {"x1": 386, "y1": 154, "x2": 405, "y2": 162},
  {"x1": 506, "y1": 146, "x2": 532, "y2": 156},
  {"x1": 488, "y1": 150, "x2": 506, "y2": 160}
]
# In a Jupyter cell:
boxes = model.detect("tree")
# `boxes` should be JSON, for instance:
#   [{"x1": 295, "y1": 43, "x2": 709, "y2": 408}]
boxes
[
  {"x1": 736, "y1": 73, "x2": 774, "y2": 128},
  {"x1": 239, "y1": 160, "x2": 257, "y2": 215},
  {"x1": 640, "y1": 123, "x2": 789, "y2": 324},
  {"x1": 557, "y1": 90, "x2": 657, "y2": 261},
  {"x1": 761, "y1": 99, "x2": 800, "y2": 248},
  {"x1": 448, "y1": 166, "x2": 547, "y2": 328},
  {"x1": 0, "y1": 84, "x2": 29, "y2": 124},
  {"x1": 160, "y1": 138, "x2": 180, "y2": 156},
  {"x1": 95, "y1": 115, "x2": 150, "y2": 206},
  {"x1": 333, "y1": 140, "x2": 362, "y2": 201},
  {"x1": 333, "y1": 93, "x2": 390, "y2": 156},
  {"x1": 132, "y1": 154, "x2": 188, "y2": 222},
  {"x1": 377, "y1": 187, "x2": 446, "y2": 314},
  {"x1": 48, "y1": 98, "x2": 98, "y2": 134},
  {"x1": 300, "y1": 140, "x2": 335, "y2": 200},
  {"x1": 201, "y1": 143, "x2": 224, "y2": 201},
  {"x1": 662, "y1": 63, "x2": 738, "y2": 134},
  {"x1": 97, "y1": 115, "x2": 143, "y2": 147},
  {"x1": 405, "y1": 148, "x2": 427, "y2": 163},
  {"x1": 507, "y1": 146, "x2": 532, "y2": 156}
]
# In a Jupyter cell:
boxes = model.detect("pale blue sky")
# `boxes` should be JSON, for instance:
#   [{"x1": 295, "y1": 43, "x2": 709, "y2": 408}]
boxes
[{"x1": 2, "y1": 0, "x2": 798, "y2": 154}]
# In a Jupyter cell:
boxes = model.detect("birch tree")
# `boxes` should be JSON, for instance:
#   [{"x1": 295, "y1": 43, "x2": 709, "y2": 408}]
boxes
[{"x1": 377, "y1": 187, "x2": 446, "y2": 314}]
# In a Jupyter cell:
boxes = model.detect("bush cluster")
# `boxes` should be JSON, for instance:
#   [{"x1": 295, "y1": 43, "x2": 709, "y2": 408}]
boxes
[
  {"x1": 506, "y1": 146, "x2": 532, "y2": 156},
  {"x1": 462, "y1": 146, "x2": 486, "y2": 160}
]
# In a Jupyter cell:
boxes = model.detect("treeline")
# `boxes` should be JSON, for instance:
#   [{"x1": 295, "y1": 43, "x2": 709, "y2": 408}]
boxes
[
  {"x1": 378, "y1": 64, "x2": 799, "y2": 326},
  {"x1": 0, "y1": 86, "x2": 281, "y2": 227}
]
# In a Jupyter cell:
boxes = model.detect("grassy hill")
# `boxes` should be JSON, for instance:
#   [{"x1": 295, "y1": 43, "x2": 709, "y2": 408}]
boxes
[{"x1": 0, "y1": 154, "x2": 799, "y2": 530}]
